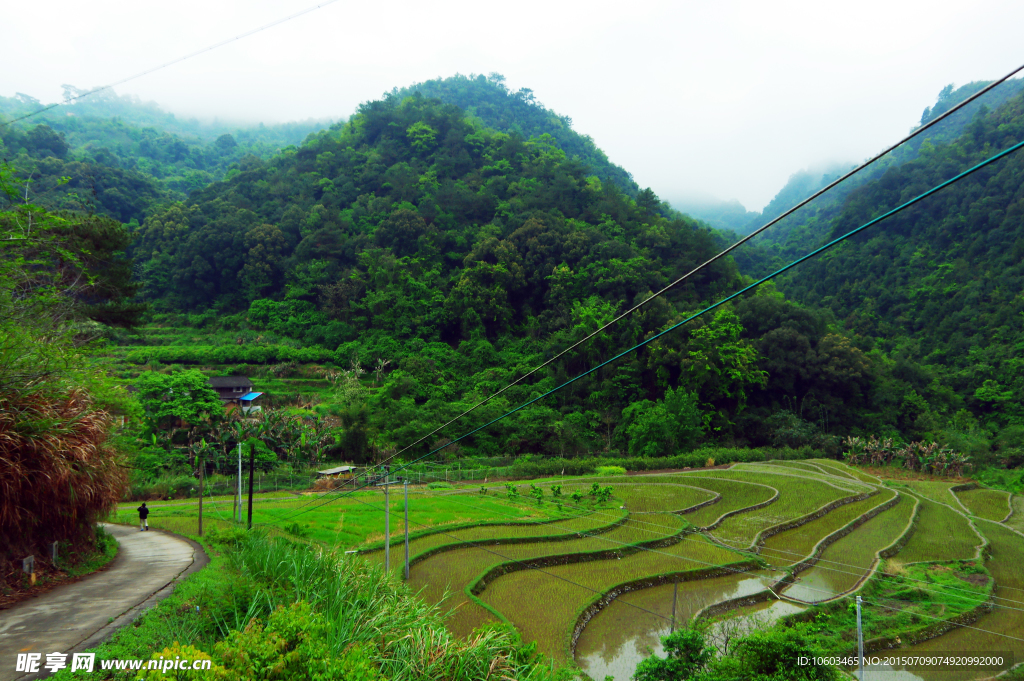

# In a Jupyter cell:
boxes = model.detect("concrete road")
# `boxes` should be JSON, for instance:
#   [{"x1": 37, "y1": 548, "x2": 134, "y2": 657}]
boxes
[{"x1": 0, "y1": 524, "x2": 206, "y2": 680}]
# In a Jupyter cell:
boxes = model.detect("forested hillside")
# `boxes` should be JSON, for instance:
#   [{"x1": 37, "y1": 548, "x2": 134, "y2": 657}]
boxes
[
  {"x1": 780, "y1": 87, "x2": 1024, "y2": 447},
  {"x1": 4, "y1": 74, "x2": 1022, "y2": 473},
  {"x1": 740, "y1": 80, "x2": 1024, "y2": 270},
  {"x1": 0, "y1": 88, "x2": 333, "y2": 222},
  {"x1": 90, "y1": 74, "x2": 1021, "y2": 470},
  {"x1": 391, "y1": 74, "x2": 638, "y2": 196}
]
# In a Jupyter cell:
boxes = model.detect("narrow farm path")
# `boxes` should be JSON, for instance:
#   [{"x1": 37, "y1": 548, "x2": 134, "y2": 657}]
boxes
[{"x1": 0, "y1": 524, "x2": 206, "y2": 681}]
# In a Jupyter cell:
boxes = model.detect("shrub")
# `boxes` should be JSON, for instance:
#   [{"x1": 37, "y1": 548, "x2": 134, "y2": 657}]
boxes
[
  {"x1": 426, "y1": 482, "x2": 453, "y2": 490},
  {"x1": 596, "y1": 465, "x2": 626, "y2": 476},
  {"x1": 214, "y1": 602, "x2": 380, "y2": 680},
  {"x1": 284, "y1": 522, "x2": 309, "y2": 538},
  {"x1": 137, "y1": 643, "x2": 224, "y2": 680}
]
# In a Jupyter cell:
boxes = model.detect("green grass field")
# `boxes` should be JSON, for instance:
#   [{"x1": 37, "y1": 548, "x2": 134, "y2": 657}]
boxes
[
  {"x1": 955, "y1": 487, "x2": 1012, "y2": 521},
  {"x1": 759, "y1": 490, "x2": 898, "y2": 567},
  {"x1": 114, "y1": 486, "x2": 564, "y2": 546},
  {"x1": 783, "y1": 493, "x2": 915, "y2": 602},
  {"x1": 896, "y1": 495, "x2": 982, "y2": 564}
]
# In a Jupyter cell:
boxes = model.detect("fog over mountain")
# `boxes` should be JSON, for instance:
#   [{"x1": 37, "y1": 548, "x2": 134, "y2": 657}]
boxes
[{"x1": 4, "y1": 0, "x2": 1024, "y2": 211}]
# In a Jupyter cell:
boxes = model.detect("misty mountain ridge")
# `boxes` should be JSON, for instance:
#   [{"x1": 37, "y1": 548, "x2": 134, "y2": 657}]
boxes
[{"x1": 0, "y1": 86, "x2": 336, "y2": 143}]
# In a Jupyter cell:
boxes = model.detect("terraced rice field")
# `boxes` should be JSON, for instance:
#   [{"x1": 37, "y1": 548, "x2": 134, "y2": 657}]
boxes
[
  {"x1": 894, "y1": 495, "x2": 982, "y2": 563},
  {"x1": 366, "y1": 507, "x2": 627, "y2": 576},
  {"x1": 903, "y1": 480, "x2": 963, "y2": 508},
  {"x1": 575, "y1": 570, "x2": 779, "y2": 680},
  {"x1": 691, "y1": 469, "x2": 860, "y2": 548},
  {"x1": 783, "y1": 493, "x2": 916, "y2": 602},
  {"x1": 480, "y1": 533, "x2": 745, "y2": 662},
  {"x1": 871, "y1": 521, "x2": 1024, "y2": 680},
  {"x1": 407, "y1": 513, "x2": 687, "y2": 636},
  {"x1": 955, "y1": 487, "x2": 1012, "y2": 521},
  {"x1": 731, "y1": 462, "x2": 874, "y2": 494},
  {"x1": 530, "y1": 480, "x2": 717, "y2": 514},
  {"x1": 759, "y1": 490, "x2": 898, "y2": 568},
  {"x1": 808, "y1": 459, "x2": 864, "y2": 481},
  {"x1": 668, "y1": 477, "x2": 777, "y2": 527},
  {"x1": 1007, "y1": 495, "x2": 1024, "y2": 533},
  {"x1": 113, "y1": 461, "x2": 1024, "y2": 680},
  {"x1": 767, "y1": 460, "x2": 831, "y2": 475}
]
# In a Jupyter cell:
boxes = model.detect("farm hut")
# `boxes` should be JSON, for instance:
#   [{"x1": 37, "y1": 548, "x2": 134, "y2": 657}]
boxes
[
  {"x1": 317, "y1": 465, "x2": 356, "y2": 480},
  {"x1": 208, "y1": 376, "x2": 263, "y2": 414}
]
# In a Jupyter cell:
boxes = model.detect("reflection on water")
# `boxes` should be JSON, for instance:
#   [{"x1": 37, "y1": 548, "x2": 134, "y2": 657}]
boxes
[
  {"x1": 574, "y1": 571, "x2": 775, "y2": 681},
  {"x1": 783, "y1": 564, "x2": 849, "y2": 602},
  {"x1": 847, "y1": 522, "x2": 1024, "y2": 681},
  {"x1": 705, "y1": 599, "x2": 806, "y2": 646}
]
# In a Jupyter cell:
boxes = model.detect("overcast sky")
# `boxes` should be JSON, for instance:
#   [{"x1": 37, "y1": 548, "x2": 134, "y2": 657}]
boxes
[{"x1": 4, "y1": 0, "x2": 1023, "y2": 211}]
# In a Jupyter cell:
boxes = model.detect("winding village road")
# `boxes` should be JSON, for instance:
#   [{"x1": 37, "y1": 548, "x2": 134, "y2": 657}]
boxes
[{"x1": 0, "y1": 524, "x2": 206, "y2": 681}]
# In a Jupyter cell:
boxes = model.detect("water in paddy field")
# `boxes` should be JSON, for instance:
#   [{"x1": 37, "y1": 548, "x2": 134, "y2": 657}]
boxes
[
  {"x1": 704, "y1": 599, "x2": 806, "y2": 644},
  {"x1": 574, "y1": 570, "x2": 775, "y2": 681},
  {"x1": 847, "y1": 521, "x2": 1024, "y2": 681},
  {"x1": 782, "y1": 563, "x2": 849, "y2": 602}
]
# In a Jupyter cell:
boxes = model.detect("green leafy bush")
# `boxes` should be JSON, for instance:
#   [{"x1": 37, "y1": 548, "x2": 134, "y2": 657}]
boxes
[
  {"x1": 596, "y1": 465, "x2": 626, "y2": 476},
  {"x1": 426, "y1": 482, "x2": 453, "y2": 490},
  {"x1": 213, "y1": 602, "x2": 380, "y2": 680}
]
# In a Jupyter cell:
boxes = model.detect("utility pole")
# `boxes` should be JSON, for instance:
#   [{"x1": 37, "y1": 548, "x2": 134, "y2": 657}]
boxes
[
  {"x1": 237, "y1": 443, "x2": 242, "y2": 523},
  {"x1": 247, "y1": 444, "x2": 255, "y2": 530},
  {"x1": 198, "y1": 451, "x2": 204, "y2": 537},
  {"x1": 670, "y1": 575, "x2": 678, "y2": 632},
  {"x1": 384, "y1": 478, "x2": 390, "y2": 574},
  {"x1": 404, "y1": 479, "x2": 410, "y2": 580},
  {"x1": 856, "y1": 595, "x2": 865, "y2": 681}
]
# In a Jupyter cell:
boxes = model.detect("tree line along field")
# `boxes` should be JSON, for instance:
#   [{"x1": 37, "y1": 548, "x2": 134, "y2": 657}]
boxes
[{"x1": 113, "y1": 459, "x2": 1024, "y2": 678}]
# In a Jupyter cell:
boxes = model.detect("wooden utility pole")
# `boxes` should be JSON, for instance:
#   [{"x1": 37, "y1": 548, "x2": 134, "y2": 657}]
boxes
[
  {"x1": 670, "y1": 575, "x2": 678, "y2": 632},
  {"x1": 404, "y1": 479, "x2": 410, "y2": 580},
  {"x1": 384, "y1": 479, "x2": 390, "y2": 574},
  {"x1": 198, "y1": 452, "x2": 204, "y2": 537},
  {"x1": 247, "y1": 444, "x2": 255, "y2": 530}
]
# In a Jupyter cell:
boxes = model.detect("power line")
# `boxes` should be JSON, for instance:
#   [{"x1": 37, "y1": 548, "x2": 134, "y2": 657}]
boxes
[
  {"x1": 0, "y1": 0, "x2": 344, "y2": 129},
  {"x1": 365, "y1": 62, "x2": 1024, "y2": 476},
  {"x1": 387, "y1": 471, "x2": 1024, "y2": 613},
  {"x1": 270, "y1": 133, "x2": 1024, "y2": 525},
  {"x1": 328, "y1": 488, "x2": 679, "y2": 627},
  {"x1": 374, "y1": 484, "x2": 1024, "y2": 648}
]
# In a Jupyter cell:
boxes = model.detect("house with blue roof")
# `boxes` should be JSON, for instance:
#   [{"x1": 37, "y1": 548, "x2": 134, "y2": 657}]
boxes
[{"x1": 208, "y1": 376, "x2": 264, "y2": 415}]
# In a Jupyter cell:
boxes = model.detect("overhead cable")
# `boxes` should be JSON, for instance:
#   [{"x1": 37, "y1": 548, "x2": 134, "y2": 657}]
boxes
[
  {"x1": 367, "y1": 62, "x2": 1024, "y2": 474},
  {"x1": 0, "y1": 0, "x2": 344, "y2": 129},
  {"x1": 270, "y1": 134, "x2": 1024, "y2": 524}
]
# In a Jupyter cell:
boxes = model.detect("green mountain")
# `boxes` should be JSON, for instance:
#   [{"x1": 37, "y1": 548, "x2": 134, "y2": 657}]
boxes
[
  {"x1": 390, "y1": 74, "x2": 639, "y2": 196},
  {"x1": 668, "y1": 196, "x2": 760, "y2": 234},
  {"x1": 5, "y1": 74, "x2": 1022, "y2": 468},
  {"x1": 742, "y1": 80, "x2": 1024, "y2": 275},
  {"x1": 779, "y1": 87, "x2": 1024, "y2": 440},
  {"x1": 0, "y1": 89, "x2": 333, "y2": 222}
]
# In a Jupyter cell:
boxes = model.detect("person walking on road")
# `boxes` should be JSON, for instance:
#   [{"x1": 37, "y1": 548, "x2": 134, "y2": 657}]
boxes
[{"x1": 138, "y1": 502, "x2": 150, "y2": 531}]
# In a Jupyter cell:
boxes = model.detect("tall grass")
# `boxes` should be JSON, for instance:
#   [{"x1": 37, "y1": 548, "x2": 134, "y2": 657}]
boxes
[
  {"x1": 0, "y1": 387, "x2": 127, "y2": 553},
  {"x1": 228, "y1": 533, "x2": 564, "y2": 681}
]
